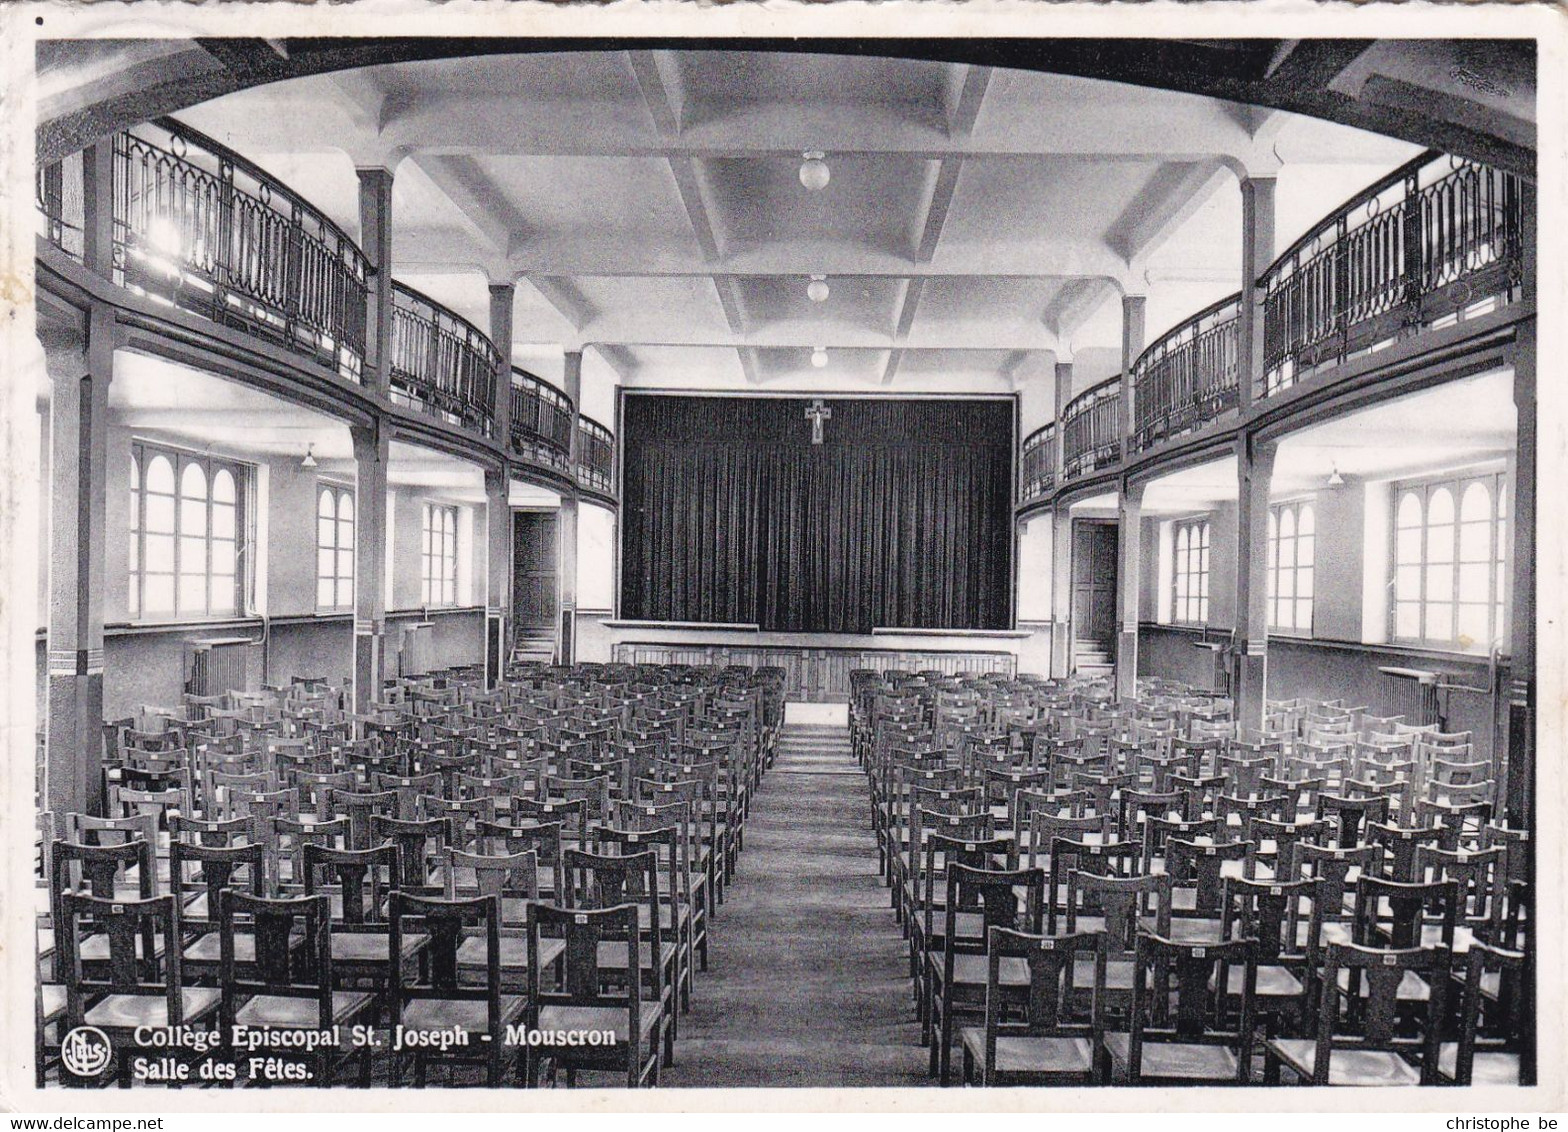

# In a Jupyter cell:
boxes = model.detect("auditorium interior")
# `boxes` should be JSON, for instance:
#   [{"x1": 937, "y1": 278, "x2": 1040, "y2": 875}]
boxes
[{"x1": 22, "y1": 36, "x2": 1542, "y2": 1091}]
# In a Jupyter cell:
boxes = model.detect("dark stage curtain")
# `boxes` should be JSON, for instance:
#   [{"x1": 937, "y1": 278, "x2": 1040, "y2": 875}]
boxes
[{"x1": 621, "y1": 396, "x2": 1014, "y2": 633}]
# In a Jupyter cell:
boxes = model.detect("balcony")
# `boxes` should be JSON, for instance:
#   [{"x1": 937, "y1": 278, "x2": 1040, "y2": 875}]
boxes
[
  {"x1": 388, "y1": 282, "x2": 499, "y2": 436},
  {"x1": 510, "y1": 368, "x2": 574, "y2": 475},
  {"x1": 1060, "y1": 377, "x2": 1121, "y2": 482},
  {"x1": 110, "y1": 118, "x2": 369, "y2": 382},
  {"x1": 1129, "y1": 293, "x2": 1240, "y2": 454},
  {"x1": 1019, "y1": 422, "x2": 1057, "y2": 506},
  {"x1": 1260, "y1": 150, "x2": 1524, "y2": 396},
  {"x1": 578, "y1": 415, "x2": 616, "y2": 495}
]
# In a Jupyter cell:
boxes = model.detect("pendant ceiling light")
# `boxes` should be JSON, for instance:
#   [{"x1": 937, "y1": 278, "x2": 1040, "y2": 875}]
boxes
[
  {"x1": 799, "y1": 151, "x2": 830, "y2": 191},
  {"x1": 810, "y1": 346, "x2": 829, "y2": 368},
  {"x1": 300, "y1": 444, "x2": 318, "y2": 469},
  {"x1": 1327, "y1": 463, "x2": 1345, "y2": 487},
  {"x1": 807, "y1": 275, "x2": 830, "y2": 303}
]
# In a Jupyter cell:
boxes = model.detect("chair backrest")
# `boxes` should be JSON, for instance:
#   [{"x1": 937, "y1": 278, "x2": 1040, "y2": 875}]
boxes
[
  {"x1": 1311, "y1": 941, "x2": 1451, "y2": 1084},
  {"x1": 390, "y1": 892, "x2": 509, "y2": 1025},
  {"x1": 1352, "y1": 876, "x2": 1459, "y2": 950},
  {"x1": 218, "y1": 890, "x2": 333, "y2": 1031},
  {"x1": 1220, "y1": 876, "x2": 1323, "y2": 964},
  {"x1": 1127, "y1": 933, "x2": 1257, "y2": 1084},
  {"x1": 942, "y1": 862, "x2": 1046, "y2": 960},
  {"x1": 372, "y1": 771, "x2": 444, "y2": 819},
  {"x1": 1318, "y1": 792, "x2": 1390, "y2": 846},
  {"x1": 168, "y1": 813, "x2": 256, "y2": 847},
  {"x1": 980, "y1": 927, "x2": 1103, "y2": 1060},
  {"x1": 170, "y1": 839, "x2": 266, "y2": 922},
  {"x1": 58, "y1": 893, "x2": 183, "y2": 1031},
  {"x1": 302, "y1": 842, "x2": 398, "y2": 923},
  {"x1": 371, "y1": 814, "x2": 451, "y2": 889},
  {"x1": 1065, "y1": 870, "x2": 1172, "y2": 954},
  {"x1": 1165, "y1": 838, "x2": 1254, "y2": 915}
]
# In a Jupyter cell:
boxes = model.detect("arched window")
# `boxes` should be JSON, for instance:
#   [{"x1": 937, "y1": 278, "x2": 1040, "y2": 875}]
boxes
[
  {"x1": 317, "y1": 484, "x2": 355, "y2": 610},
  {"x1": 128, "y1": 443, "x2": 246, "y2": 619},
  {"x1": 1267, "y1": 500, "x2": 1315, "y2": 635},
  {"x1": 1171, "y1": 517, "x2": 1209, "y2": 625},
  {"x1": 423, "y1": 503, "x2": 459, "y2": 607},
  {"x1": 1390, "y1": 472, "x2": 1507, "y2": 650}
]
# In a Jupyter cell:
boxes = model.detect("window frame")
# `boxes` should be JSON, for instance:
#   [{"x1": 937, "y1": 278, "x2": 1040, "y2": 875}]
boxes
[
  {"x1": 1389, "y1": 469, "x2": 1509, "y2": 653},
  {"x1": 1170, "y1": 516, "x2": 1211, "y2": 627},
  {"x1": 1267, "y1": 498, "x2": 1316, "y2": 638},
  {"x1": 316, "y1": 481, "x2": 356, "y2": 613},
  {"x1": 421, "y1": 502, "x2": 459, "y2": 608},
  {"x1": 128, "y1": 440, "x2": 248, "y2": 622}
]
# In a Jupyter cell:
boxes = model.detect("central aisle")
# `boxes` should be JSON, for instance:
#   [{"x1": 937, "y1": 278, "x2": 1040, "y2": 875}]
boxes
[{"x1": 659, "y1": 720, "x2": 930, "y2": 1087}]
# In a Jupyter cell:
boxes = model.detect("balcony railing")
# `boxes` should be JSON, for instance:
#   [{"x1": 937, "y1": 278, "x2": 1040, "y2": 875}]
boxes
[
  {"x1": 1260, "y1": 150, "x2": 1524, "y2": 396},
  {"x1": 389, "y1": 282, "x2": 499, "y2": 436},
  {"x1": 1019, "y1": 422, "x2": 1057, "y2": 504},
  {"x1": 36, "y1": 149, "x2": 86, "y2": 262},
  {"x1": 1130, "y1": 293, "x2": 1241, "y2": 454},
  {"x1": 577, "y1": 415, "x2": 615, "y2": 494},
  {"x1": 510, "y1": 368, "x2": 574, "y2": 474},
  {"x1": 112, "y1": 118, "x2": 369, "y2": 382},
  {"x1": 1060, "y1": 376, "x2": 1121, "y2": 482}
]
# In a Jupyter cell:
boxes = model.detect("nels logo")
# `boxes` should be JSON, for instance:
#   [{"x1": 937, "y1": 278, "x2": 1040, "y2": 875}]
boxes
[{"x1": 61, "y1": 1026, "x2": 114, "y2": 1078}]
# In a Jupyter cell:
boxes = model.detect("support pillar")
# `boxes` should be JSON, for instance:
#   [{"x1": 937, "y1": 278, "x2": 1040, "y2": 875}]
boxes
[
  {"x1": 1119, "y1": 295, "x2": 1146, "y2": 447},
  {"x1": 484, "y1": 468, "x2": 511, "y2": 688},
  {"x1": 1234, "y1": 435, "x2": 1277, "y2": 732},
  {"x1": 489, "y1": 283, "x2": 515, "y2": 446},
  {"x1": 351, "y1": 423, "x2": 389, "y2": 712},
  {"x1": 1115, "y1": 481, "x2": 1144, "y2": 702},
  {"x1": 1237, "y1": 176, "x2": 1276, "y2": 410},
  {"x1": 1505, "y1": 182, "x2": 1535, "y2": 833},
  {"x1": 559, "y1": 350, "x2": 584, "y2": 665},
  {"x1": 44, "y1": 306, "x2": 114, "y2": 819},
  {"x1": 1050, "y1": 506, "x2": 1074, "y2": 679},
  {"x1": 356, "y1": 168, "x2": 395, "y2": 399}
]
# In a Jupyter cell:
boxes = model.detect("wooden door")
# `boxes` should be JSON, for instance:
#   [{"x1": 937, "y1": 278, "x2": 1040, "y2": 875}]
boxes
[
  {"x1": 512, "y1": 510, "x2": 559, "y2": 630},
  {"x1": 1072, "y1": 521, "x2": 1118, "y2": 649}
]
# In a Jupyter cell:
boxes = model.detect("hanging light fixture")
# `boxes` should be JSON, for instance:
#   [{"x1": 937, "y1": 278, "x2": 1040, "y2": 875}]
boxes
[
  {"x1": 810, "y1": 346, "x2": 829, "y2": 369},
  {"x1": 807, "y1": 275, "x2": 830, "y2": 303},
  {"x1": 799, "y1": 150, "x2": 830, "y2": 190},
  {"x1": 1327, "y1": 462, "x2": 1344, "y2": 487},
  {"x1": 300, "y1": 444, "x2": 318, "y2": 469}
]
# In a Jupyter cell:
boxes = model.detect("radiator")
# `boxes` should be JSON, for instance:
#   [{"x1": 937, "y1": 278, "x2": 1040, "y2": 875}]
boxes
[
  {"x1": 1377, "y1": 666, "x2": 1441, "y2": 727},
  {"x1": 189, "y1": 637, "x2": 252, "y2": 698}
]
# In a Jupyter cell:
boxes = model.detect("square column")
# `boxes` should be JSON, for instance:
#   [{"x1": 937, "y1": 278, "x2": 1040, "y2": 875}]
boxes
[
  {"x1": 351, "y1": 423, "x2": 389, "y2": 712},
  {"x1": 1233, "y1": 435, "x2": 1277, "y2": 730},
  {"x1": 1505, "y1": 181, "x2": 1535, "y2": 832},
  {"x1": 1050, "y1": 506, "x2": 1074, "y2": 679},
  {"x1": 44, "y1": 305, "x2": 115, "y2": 818},
  {"x1": 1119, "y1": 295, "x2": 1146, "y2": 446},
  {"x1": 489, "y1": 283, "x2": 515, "y2": 445},
  {"x1": 484, "y1": 467, "x2": 511, "y2": 688},
  {"x1": 1115, "y1": 482, "x2": 1145, "y2": 702},
  {"x1": 356, "y1": 168, "x2": 395, "y2": 399},
  {"x1": 1237, "y1": 177, "x2": 1277, "y2": 411},
  {"x1": 557, "y1": 496, "x2": 579, "y2": 666}
]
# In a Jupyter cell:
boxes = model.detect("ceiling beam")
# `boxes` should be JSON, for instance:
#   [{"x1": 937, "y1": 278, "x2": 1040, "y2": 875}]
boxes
[
  {"x1": 1104, "y1": 159, "x2": 1232, "y2": 265},
  {"x1": 526, "y1": 276, "x2": 597, "y2": 331},
  {"x1": 415, "y1": 155, "x2": 524, "y2": 256},
  {"x1": 948, "y1": 64, "x2": 993, "y2": 138},
  {"x1": 880, "y1": 348, "x2": 904, "y2": 387},
  {"x1": 738, "y1": 346, "x2": 763, "y2": 385},
  {"x1": 912, "y1": 159, "x2": 964, "y2": 263}
]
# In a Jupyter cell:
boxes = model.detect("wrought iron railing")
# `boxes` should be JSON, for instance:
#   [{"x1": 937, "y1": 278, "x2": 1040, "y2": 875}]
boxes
[
  {"x1": 36, "y1": 149, "x2": 86, "y2": 261},
  {"x1": 112, "y1": 118, "x2": 369, "y2": 381},
  {"x1": 510, "y1": 368, "x2": 574, "y2": 473},
  {"x1": 1130, "y1": 293, "x2": 1241, "y2": 453},
  {"x1": 1019, "y1": 422, "x2": 1057, "y2": 504},
  {"x1": 577, "y1": 415, "x2": 615, "y2": 494},
  {"x1": 1060, "y1": 376, "x2": 1121, "y2": 482},
  {"x1": 389, "y1": 283, "x2": 499, "y2": 435},
  {"x1": 1260, "y1": 150, "x2": 1524, "y2": 397}
]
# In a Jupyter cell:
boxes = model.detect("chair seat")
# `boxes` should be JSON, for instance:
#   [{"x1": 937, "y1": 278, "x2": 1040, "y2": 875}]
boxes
[
  {"x1": 456, "y1": 934, "x2": 566, "y2": 971},
  {"x1": 1336, "y1": 967, "x2": 1430, "y2": 1002},
  {"x1": 1073, "y1": 956, "x2": 1134, "y2": 992},
  {"x1": 331, "y1": 931, "x2": 427, "y2": 965},
  {"x1": 80, "y1": 933, "x2": 165, "y2": 963},
  {"x1": 236, "y1": 990, "x2": 375, "y2": 1029},
  {"x1": 1266, "y1": 1037, "x2": 1422, "y2": 1086},
  {"x1": 1102, "y1": 1030, "x2": 1240, "y2": 1080},
  {"x1": 1218, "y1": 963, "x2": 1304, "y2": 999},
  {"x1": 400, "y1": 994, "x2": 525, "y2": 1035},
  {"x1": 1437, "y1": 1043, "x2": 1521, "y2": 1086},
  {"x1": 957, "y1": 1028, "x2": 1094, "y2": 1076},
  {"x1": 595, "y1": 939, "x2": 678, "y2": 973},
  {"x1": 943, "y1": 952, "x2": 1031, "y2": 989},
  {"x1": 537, "y1": 1002, "x2": 660, "y2": 1043},
  {"x1": 85, "y1": 987, "x2": 221, "y2": 1031}
]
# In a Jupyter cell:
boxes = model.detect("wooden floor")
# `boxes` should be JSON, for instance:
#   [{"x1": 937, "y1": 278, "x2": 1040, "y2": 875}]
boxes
[{"x1": 660, "y1": 722, "x2": 929, "y2": 1087}]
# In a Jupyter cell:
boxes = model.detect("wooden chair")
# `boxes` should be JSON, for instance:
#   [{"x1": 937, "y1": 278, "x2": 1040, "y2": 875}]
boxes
[
  {"x1": 529, "y1": 902, "x2": 662, "y2": 1087},
  {"x1": 1264, "y1": 941, "x2": 1452, "y2": 1085},
  {"x1": 927, "y1": 862, "x2": 1046, "y2": 1084},
  {"x1": 1438, "y1": 940, "x2": 1532, "y2": 1086},
  {"x1": 958, "y1": 928, "x2": 1103, "y2": 1086},
  {"x1": 388, "y1": 891, "x2": 527, "y2": 1086},
  {"x1": 1100, "y1": 933, "x2": 1258, "y2": 1085},
  {"x1": 57, "y1": 893, "x2": 220, "y2": 1086},
  {"x1": 169, "y1": 840, "x2": 266, "y2": 976},
  {"x1": 1219, "y1": 876, "x2": 1322, "y2": 1036},
  {"x1": 217, "y1": 890, "x2": 376, "y2": 1086}
]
